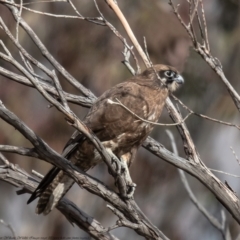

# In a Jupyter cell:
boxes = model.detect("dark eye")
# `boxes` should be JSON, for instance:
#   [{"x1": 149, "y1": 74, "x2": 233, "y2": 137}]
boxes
[{"x1": 164, "y1": 70, "x2": 174, "y2": 78}]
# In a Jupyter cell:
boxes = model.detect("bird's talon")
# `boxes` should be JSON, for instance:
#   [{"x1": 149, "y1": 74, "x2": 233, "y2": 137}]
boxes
[{"x1": 123, "y1": 182, "x2": 136, "y2": 199}]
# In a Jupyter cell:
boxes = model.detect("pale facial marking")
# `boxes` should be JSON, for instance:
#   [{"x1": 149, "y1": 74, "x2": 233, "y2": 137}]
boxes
[{"x1": 168, "y1": 81, "x2": 181, "y2": 92}]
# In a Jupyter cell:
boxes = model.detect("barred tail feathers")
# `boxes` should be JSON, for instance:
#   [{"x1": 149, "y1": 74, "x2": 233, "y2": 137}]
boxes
[{"x1": 36, "y1": 171, "x2": 74, "y2": 215}]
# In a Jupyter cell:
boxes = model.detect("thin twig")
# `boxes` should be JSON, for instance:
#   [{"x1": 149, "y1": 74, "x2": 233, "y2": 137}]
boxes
[
  {"x1": 108, "y1": 98, "x2": 192, "y2": 127},
  {"x1": 0, "y1": 145, "x2": 39, "y2": 158},
  {"x1": 22, "y1": 0, "x2": 67, "y2": 5},
  {"x1": 0, "y1": 0, "x2": 82, "y2": 19},
  {"x1": 32, "y1": 170, "x2": 44, "y2": 179},
  {"x1": 51, "y1": 70, "x2": 70, "y2": 111},
  {"x1": 166, "y1": 130, "x2": 232, "y2": 240},
  {"x1": 0, "y1": 66, "x2": 92, "y2": 107},
  {"x1": 67, "y1": 0, "x2": 83, "y2": 17},
  {"x1": 93, "y1": 0, "x2": 140, "y2": 73},
  {"x1": 199, "y1": 0, "x2": 210, "y2": 51},
  {"x1": 230, "y1": 146, "x2": 240, "y2": 165},
  {"x1": 190, "y1": 0, "x2": 199, "y2": 24},
  {"x1": 172, "y1": 95, "x2": 240, "y2": 130},
  {"x1": 121, "y1": 44, "x2": 136, "y2": 76},
  {"x1": 209, "y1": 169, "x2": 240, "y2": 178},
  {"x1": 0, "y1": 40, "x2": 12, "y2": 56},
  {"x1": 169, "y1": 0, "x2": 195, "y2": 43},
  {"x1": 169, "y1": 0, "x2": 240, "y2": 112},
  {"x1": 0, "y1": 152, "x2": 9, "y2": 165},
  {"x1": 16, "y1": 0, "x2": 23, "y2": 42},
  {"x1": 105, "y1": 0, "x2": 150, "y2": 68},
  {"x1": 192, "y1": 0, "x2": 205, "y2": 45}
]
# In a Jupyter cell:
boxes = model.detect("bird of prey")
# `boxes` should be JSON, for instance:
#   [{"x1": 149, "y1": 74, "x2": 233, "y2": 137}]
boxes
[{"x1": 27, "y1": 64, "x2": 184, "y2": 215}]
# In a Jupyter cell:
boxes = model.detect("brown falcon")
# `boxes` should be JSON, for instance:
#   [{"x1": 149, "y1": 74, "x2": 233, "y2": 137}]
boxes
[{"x1": 27, "y1": 64, "x2": 184, "y2": 215}]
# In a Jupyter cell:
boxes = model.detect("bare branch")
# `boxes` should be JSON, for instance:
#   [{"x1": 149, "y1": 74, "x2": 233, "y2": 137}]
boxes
[
  {"x1": 51, "y1": 70, "x2": 70, "y2": 111},
  {"x1": 67, "y1": 0, "x2": 83, "y2": 17},
  {"x1": 0, "y1": 145, "x2": 39, "y2": 158},
  {"x1": 209, "y1": 169, "x2": 240, "y2": 178},
  {"x1": 169, "y1": 0, "x2": 240, "y2": 112},
  {"x1": 105, "y1": 0, "x2": 150, "y2": 68},
  {"x1": 0, "y1": 40, "x2": 12, "y2": 56},
  {"x1": 190, "y1": 0, "x2": 199, "y2": 24},
  {"x1": 0, "y1": 152, "x2": 10, "y2": 165},
  {"x1": 4, "y1": 3, "x2": 96, "y2": 99},
  {"x1": 142, "y1": 137, "x2": 240, "y2": 224},
  {"x1": 121, "y1": 44, "x2": 136, "y2": 76},
  {"x1": 0, "y1": 66, "x2": 93, "y2": 107},
  {"x1": 166, "y1": 130, "x2": 232, "y2": 240},
  {"x1": 0, "y1": 162, "x2": 119, "y2": 240},
  {"x1": 15, "y1": 0, "x2": 23, "y2": 42},
  {"x1": 199, "y1": 0, "x2": 210, "y2": 51},
  {"x1": 93, "y1": 0, "x2": 140, "y2": 74}
]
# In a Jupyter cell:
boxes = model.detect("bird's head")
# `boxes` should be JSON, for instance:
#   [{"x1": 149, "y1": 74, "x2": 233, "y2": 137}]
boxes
[{"x1": 142, "y1": 64, "x2": 184, "y2": 92}]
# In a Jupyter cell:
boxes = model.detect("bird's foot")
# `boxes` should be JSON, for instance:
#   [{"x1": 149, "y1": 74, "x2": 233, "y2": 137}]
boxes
[
  {"x1": 115, "y1": 176, "x2": 136, "y2": 199},
  {"x1": 106, "y1": 149, "x2": 136, "y2": 199},
  {"x1": 110, "y1": 154, "x2": 126, "y2": 175},
  {"x1": 115, "y1": 157, "x2": 136, "y2": 199},
  {"x1": 125, "y1": 181, "x2": 137, "y2": 199}
]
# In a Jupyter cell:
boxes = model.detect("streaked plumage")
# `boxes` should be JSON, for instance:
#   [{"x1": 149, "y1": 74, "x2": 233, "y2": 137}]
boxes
[{"x1": 27, "y1": 64, "x2": 184, "y2": 215}]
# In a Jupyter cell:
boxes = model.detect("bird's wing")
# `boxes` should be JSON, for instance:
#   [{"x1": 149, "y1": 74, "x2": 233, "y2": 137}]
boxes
[
  {"x1": 84, "y1": 81, "x2": 150, "y2": 141},
  {"x1": 27, "y1": 80, "x2": 151, "y2": 204}
]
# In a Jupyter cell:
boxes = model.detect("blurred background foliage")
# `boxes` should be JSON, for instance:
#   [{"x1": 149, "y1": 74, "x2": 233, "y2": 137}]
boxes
[{"x1": 0, "y1": 0, "x2": 240, "y2": 239}]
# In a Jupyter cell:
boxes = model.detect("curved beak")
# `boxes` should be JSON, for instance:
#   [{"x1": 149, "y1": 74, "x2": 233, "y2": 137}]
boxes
[{"x1": 175, "y1": 74, "x2": 184, "y2": 84}]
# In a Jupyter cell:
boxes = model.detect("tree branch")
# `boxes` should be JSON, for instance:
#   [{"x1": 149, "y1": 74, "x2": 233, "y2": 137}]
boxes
[{"x1": 0, "y1": 161, "x2": 119, "y2": 240}]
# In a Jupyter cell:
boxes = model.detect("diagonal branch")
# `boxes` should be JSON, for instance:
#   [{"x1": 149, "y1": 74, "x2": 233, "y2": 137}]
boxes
[
  {"x1": 166, "y1": 130, "x2": 232, "y2": 240},
  {"x1": 0, "y1": 66, "x2": 93, "y2": 107},
  {"x1": 0, "y1": 161, "x2": 119, "y2": 240},
  {"x1": 142, "y1": 137, "x2": 240, "y2": 224},
  {"x1": 4, "y1": 1, "x2": 96, "y2": 100}
]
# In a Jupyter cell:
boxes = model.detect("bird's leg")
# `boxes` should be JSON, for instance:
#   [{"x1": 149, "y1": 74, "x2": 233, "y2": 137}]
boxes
[
  {"x1": 119, "y1": 157, "x2": 136, "y2": 199},
  {"x1": 105, "y1": 148, "x2": 136, "y2": 199}
]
